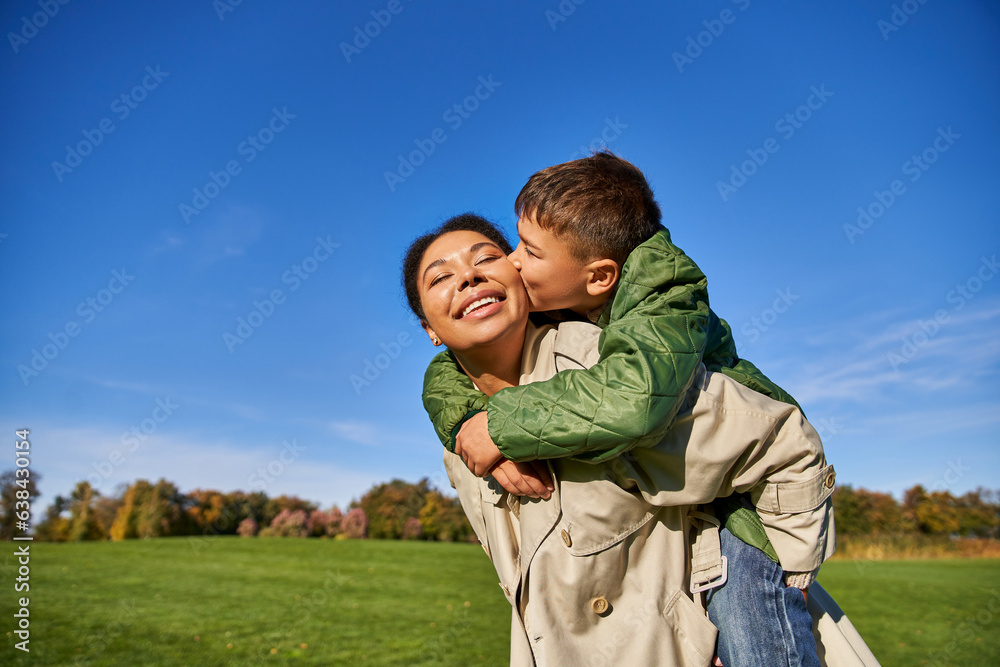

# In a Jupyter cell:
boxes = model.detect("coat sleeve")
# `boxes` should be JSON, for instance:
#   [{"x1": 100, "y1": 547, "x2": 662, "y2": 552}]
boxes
[
  {"x1": 422, "y1": 350, "x2": 488, "y2": 452},
  {"x1": 615, "y1": 369, "x2": 836, "y2": 574},
  {"x1": 487, "y1": 239, "x2": 712, "y2": 463}
]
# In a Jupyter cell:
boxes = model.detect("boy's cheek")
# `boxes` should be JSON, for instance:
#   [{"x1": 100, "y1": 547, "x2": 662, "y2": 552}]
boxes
[
  {"x1": 519, "y1": 277, "x2": 550, "y2": 313},
  {"x1": 518, "y1": 264, "x2": 560, "y2": 311},
  {"x1": 521, "y1": 282, "x2": 543, "y2": 312},
  {"x1": 518, "y1": 263, "x2": 544, "y2": 289}
]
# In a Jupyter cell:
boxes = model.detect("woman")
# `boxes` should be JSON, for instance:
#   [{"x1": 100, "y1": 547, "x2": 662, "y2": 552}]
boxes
[{"x1": 402, "y1": 214, "x2": 877, "y2": 666}]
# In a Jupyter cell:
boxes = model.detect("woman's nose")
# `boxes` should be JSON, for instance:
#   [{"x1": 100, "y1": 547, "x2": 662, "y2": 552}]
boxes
[{"x1": 458, "y1": 266, "x2": 486, "y2": 290}]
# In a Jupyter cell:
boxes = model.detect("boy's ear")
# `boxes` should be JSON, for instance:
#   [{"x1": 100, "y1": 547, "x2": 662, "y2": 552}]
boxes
[
  {"x1": 584, "y1": 258, "x2": 620, "y2": 297},
  {"x1": 421, "y1": 320, "x2": 443, "y2": 347}
]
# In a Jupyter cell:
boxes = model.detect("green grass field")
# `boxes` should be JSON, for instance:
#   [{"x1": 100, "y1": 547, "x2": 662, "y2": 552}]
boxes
[{"x1": 0, "y1": 538, "x2": 996, "y2": 666}]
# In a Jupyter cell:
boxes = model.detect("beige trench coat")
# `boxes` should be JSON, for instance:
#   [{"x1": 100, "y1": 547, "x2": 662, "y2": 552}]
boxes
[{"x1": 444, "y1": 321, "x2": 878, "y2": 666}]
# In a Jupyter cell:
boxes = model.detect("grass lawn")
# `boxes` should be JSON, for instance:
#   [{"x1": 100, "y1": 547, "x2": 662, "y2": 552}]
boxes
[
  {"x1": 0, "y1": 537, "x2": 997, "y2": 665},
  {"x1": 817, "y1": 558, "x2": 1000, "y2": 666},
  {"x1": 0, "y1": 538, "x2": 512, "y2": 666}
]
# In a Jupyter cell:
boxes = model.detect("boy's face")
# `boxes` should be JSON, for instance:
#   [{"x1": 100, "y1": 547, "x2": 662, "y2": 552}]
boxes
[{"x1": 508, "y1": 214, "x2": 594, "y2": 313}]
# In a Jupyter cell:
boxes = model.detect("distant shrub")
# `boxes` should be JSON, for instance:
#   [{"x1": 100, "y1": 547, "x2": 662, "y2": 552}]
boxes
[
  {"x1": 307, "y1": 507, "x2": 343, "y2": 537},
  {"x1": 341, "y1": 508, "x2": 368, "y2": 539},
  {"x1": 237, "y1": 517, "x2": 258, "y2": 537},
  {"x1": 260, "y1": 509, "x2": 308, "y2": 537},
  {"x1": 402, "y1": 516, "x2": 423, "y2": 540}
]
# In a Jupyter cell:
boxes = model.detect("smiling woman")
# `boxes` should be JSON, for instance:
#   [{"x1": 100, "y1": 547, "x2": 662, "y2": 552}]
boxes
[
  {"x1": 402, "y1": 214, "x2": 554, "y2": 501},
  {"x1": 418, "y1": 231, "x2": 523, "y2": 356},
  {"x1": 403, "y1": 215, "x2": 526, "y2": 390}
]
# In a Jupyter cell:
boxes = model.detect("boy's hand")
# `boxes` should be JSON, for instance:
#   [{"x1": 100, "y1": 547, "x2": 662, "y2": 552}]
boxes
[
  {"x1": 490, "y1": 460, "x2": 553, "y2": 499},
  {"x1": 455, "y1": 412, "x2": 504, "y2": 476}
]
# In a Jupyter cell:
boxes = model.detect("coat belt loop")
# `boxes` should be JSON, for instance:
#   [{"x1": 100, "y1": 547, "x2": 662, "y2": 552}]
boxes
[{"x1": 688, "y1": 508, "x2": 728, "y2": 594}]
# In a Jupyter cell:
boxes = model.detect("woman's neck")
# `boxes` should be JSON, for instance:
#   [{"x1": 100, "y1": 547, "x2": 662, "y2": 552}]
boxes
[{"x1": 453, "y1": 328, "x2": 525, "y2": 397}]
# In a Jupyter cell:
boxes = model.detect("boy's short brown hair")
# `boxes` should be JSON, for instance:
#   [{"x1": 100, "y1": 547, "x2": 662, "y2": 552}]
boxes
[{"x1": 514, "y1": 151, "x2": 662, "y2": 267}]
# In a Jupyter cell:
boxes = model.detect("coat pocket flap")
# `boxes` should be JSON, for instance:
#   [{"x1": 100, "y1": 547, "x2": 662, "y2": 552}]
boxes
[
  {"x1": 754, "y1": 464, "x2": 836, "y2": 515},
  {"x1": 557, "y1": 460, "x2": 657, "y2": 556}
]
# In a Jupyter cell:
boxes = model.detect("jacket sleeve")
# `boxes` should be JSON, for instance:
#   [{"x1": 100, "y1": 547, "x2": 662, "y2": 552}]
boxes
[
  {"x1": 422, "y1": 350, "x2": 488, "y2": 452},
  {"x1": 487, "y1": 235, "x2": 712, "y2": 463}
]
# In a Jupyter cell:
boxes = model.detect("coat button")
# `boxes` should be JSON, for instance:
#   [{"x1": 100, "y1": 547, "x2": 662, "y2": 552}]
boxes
[
  {"x1": 560, "y1": 529, "x2": 572, "y2": 547},
  {"x1": 591, "y1": 597, "x2": 609, "y2": 614},
  {"x1": 824, "y1": 471, "x2": 836, "y2": 489}
]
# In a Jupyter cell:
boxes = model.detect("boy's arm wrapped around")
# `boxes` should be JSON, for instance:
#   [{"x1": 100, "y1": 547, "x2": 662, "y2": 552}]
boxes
[
  {"x1": 492, "y1": 232, "x2": 710, "y2": 462},
  {"x1": 424, "y1": 229, "x2": 714, "y2": 462},
  {"x1": 423, "y1": 348, "x2": 487, "y2": 451}
]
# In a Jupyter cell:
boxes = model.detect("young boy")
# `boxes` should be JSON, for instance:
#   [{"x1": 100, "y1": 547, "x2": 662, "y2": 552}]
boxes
[{"x1": 423, "y1": 152, "x2": 832, "y2": 665}]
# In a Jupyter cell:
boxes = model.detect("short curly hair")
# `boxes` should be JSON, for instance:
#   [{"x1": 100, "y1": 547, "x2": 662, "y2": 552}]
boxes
[
  {"x1": 514, "y1": 150, "x2": 662, "y2": 267},
  {"x1": 401, "y1": 213, "x2": 513, "y2": 320}
]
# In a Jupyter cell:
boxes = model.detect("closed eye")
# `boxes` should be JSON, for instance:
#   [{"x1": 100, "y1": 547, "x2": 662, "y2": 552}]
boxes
[{"x1": 429, "y1": 273, "x2": 450, "y2": 287}]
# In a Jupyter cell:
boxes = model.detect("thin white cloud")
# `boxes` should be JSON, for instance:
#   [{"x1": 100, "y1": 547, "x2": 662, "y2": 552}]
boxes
[
  {"x1": 69, "y1": 374, "x2": 274, "y2": 424},
  {"x1": 326, "y1": 419, "x2": 441, "y2": 450},
  {"x1": 329, "y1": 420, "x2": 382, "y2": 447},
  {"x1": 148, "y1": 231, "x2": 185, "y2": 256},
  {"x1": 767, "y1": 299, "x2": 1000, "y2": 405},
  {"x1": 80, "y1": 376, "x2": 167, "y2": 396},
  {"x1": 854, "y1": 402, "x2": 1000, "y2": 438},
  {"x1": 204, "y1": 204, "x2": 264, "y2": 256}
]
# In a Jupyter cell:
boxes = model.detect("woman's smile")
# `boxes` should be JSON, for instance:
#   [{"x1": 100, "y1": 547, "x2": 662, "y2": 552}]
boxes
[
  {"x1": 417, "y1": 229, "x2": 528, "y2": 352},
  {"x1": 456, "y1": 290, "x2": 506, "y2": 319}
]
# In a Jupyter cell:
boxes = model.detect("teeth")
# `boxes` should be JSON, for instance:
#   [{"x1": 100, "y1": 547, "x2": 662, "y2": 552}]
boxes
[{"x1": 462, "y1": 297, "x2": 500, "y2": 317}]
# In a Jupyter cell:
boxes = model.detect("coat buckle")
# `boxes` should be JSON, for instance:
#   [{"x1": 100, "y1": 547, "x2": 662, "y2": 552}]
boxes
[{"x1": 691, "y1": 555, "x2": 728, "y2": 594}]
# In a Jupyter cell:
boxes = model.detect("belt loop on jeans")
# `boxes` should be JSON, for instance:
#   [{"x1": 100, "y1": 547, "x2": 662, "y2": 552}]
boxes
[{"x1": 688, "y1": 508, "x2": 729, "y2": 594}]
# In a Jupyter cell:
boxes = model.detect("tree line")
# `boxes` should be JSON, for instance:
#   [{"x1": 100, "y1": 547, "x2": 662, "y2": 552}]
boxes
[
  {"x1": 832, "y1": 484, "x2": 999, "y2": 537},
  {"x1": 0, "y1": 472, "x2": 474, "y2": 543},
  {"x1": 1, "y1": 471, "x2": 996, "y2": 543}
]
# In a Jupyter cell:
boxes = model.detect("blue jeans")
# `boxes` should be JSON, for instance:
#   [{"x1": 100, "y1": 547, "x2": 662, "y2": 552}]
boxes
[{"x1": 705, "y1": 527, "x2": 820, "y2": 667}]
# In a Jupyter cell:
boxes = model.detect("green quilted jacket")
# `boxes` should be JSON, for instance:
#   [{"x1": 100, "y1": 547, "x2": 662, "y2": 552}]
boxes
[{"x1": 422, "y1": 227, "x2": 800, "y2": 462}]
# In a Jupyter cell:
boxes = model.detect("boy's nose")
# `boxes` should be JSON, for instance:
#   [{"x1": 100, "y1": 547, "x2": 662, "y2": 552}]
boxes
[{"x1": 509, "y1": 246, "x2": 523, "y2": 270}]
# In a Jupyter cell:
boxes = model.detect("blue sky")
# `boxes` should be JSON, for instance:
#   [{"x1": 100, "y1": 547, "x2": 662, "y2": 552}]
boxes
[{"x1": 1, "y1": 1, "x2": 997, "y2": 515}]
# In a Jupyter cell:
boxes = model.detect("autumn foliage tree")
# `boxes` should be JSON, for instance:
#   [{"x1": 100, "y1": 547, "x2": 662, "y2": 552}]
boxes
[
  {"x1": 832, "y1": 485, "x2": 910, "y2": 535},
  {"x1": 834, "y1": 484, "x2": 1000, "y2": 538},
  {"x1": 420, "y1": 489, "x2": 474, "y2": 542},
  {"x1": 354, "y1": 479, "x2": 432, "y2": 539},
  {"x1": 0, "y1": 469, "x2": 41, "y2": 540},
  {"x1": 34, "y1": 494, "x2": 70, "y2": 542},
  {"x1": 68, "y1": 481, "x2": 104, "y2": 542},
  {"x1": 187, "y1": 489, "x2": 270, "y2": 536},
  {"x1": 110, "y1": 479, "x2": 192, "y2": 540}
]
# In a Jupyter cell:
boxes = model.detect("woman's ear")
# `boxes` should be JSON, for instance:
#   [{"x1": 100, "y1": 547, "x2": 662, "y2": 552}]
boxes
[
  {"x1": 421, "y1": 320, "x2": 442, "y2": 346},
  {"x1": 585, "y1": 258, "x2": 620, "y2": 297}
]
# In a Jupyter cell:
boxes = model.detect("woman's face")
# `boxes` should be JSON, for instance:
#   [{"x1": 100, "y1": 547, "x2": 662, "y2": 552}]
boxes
[{"x1": 417, "y1": 230, "x2": 528, "y2": 352}]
